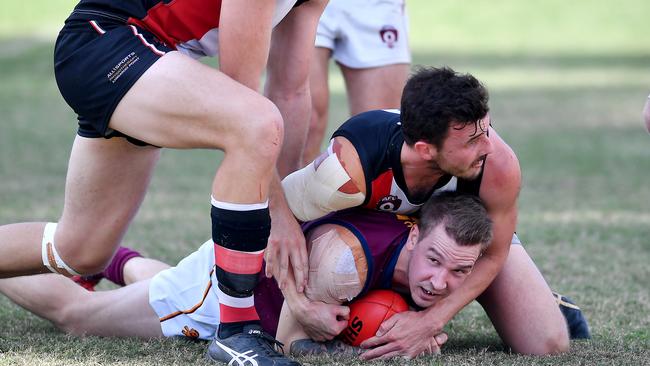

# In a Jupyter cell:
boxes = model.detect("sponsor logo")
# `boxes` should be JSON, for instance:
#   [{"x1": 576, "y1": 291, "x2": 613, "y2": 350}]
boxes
[
  {"x1": 340, "y1": 316, "x2": 363, "y2": 344},
  {"x1": 107, "y1": 52, "x2": 140, "y2": 84}
]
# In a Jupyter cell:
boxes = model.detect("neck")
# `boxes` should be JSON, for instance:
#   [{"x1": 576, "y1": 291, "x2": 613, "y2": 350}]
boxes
[
  {"x1": 400, "y1": 142, "x2": 446, "y2": 190},
  {"x1": 391, "y1": 242, "x2": 410, "y2": 291}
]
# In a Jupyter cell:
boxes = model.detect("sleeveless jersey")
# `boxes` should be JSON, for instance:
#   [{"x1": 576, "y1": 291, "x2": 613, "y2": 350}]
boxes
[
  {"x1": 67, "y1": 0, "x2": 306, "y2": 59},
  {"x1": 332, "y1": 109, "x2": 484, "y2": 215}
]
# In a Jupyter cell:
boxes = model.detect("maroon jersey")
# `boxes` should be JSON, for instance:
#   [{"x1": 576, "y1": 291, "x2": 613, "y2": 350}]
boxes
[{"x1": 255, "y1": 209, "x2": 414, "y2": 336}]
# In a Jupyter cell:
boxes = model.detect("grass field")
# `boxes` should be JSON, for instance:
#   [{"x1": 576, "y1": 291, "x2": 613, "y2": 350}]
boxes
[{"x1": 1, "y1": 1, "x2": 649, "y2": 365}]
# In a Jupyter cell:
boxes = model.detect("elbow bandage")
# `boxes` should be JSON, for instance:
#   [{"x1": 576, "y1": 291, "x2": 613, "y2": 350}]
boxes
[
  {"x1": 41, "y1": 223, "x2": 81, "y2": 277},
  {"x1": 282, "y1": 152, "x2": 365, "y2": 221},
  {"x1": 305, "y1": 228, "x2": 366, "y2": 303}
]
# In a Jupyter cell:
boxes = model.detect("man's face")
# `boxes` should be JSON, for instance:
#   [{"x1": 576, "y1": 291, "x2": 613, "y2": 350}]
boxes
[
  {"x1": 433, "y1": 114, "x2": 493, "y2": 180},
  {"x1": 406, "y1": 224, "x2": 482, "y2": 308}
]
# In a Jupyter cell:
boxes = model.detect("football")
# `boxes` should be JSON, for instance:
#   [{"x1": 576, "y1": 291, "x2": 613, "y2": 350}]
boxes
[{"x1": 339, "y1": 289, "x2": 409, "y2": 346}]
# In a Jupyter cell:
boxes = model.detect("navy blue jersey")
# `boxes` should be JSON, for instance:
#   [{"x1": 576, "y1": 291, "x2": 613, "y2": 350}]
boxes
[{"x1": 332, "y1": 109, "x2": 483, "y2": 215}]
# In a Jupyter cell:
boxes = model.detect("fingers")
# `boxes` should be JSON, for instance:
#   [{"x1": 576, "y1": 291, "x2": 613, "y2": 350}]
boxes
[
  {"x1": 335, "y1": 305, "x2": 350, "y2": 320},
  {"x1": 359, "y1": 334, "x2": 383, "y2": 349},
  {"x1": 334, "y1": 319, "x2": 348, "y2": 334},
  {"x1": 264, "y1": 245, "x2": 275, "y2": 278},
  {"x1": 277, "y1": 245, "x2": 290, "y2": 289},
  {"x1": 298, "y1": 236, "x2": 309, "y2": 289},
  {"x1": 375, "y1": 314, "x2": 398, "y2": 337},
  {"x1": 434, "y1": 332, "x2": 448, "y2": 347},
  {"x1": 290, "y1": 249, "x2": 306, "y2": 293},
  {"x1": 359, "y1": 342, "x2": 396, "y2": 360}
]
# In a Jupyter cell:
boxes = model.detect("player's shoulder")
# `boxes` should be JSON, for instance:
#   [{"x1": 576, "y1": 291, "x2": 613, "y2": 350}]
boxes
[
  {"x1": 480, "y1": 129, "x2": 521, "y2": 207},
  {"x1": 335, "y1": 109, "x2": 401, "y2": 136}
]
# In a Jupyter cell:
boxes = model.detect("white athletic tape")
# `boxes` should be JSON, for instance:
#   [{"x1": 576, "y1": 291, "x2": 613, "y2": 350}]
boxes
[
  {"x1": 282, "y1": 153, "x2": 365, "y2": 222},
  {"x1": 305, "y1": 229, "x2": 366, "y2": 303},
  {"x1": 41, "y1": 223, "x2": 81, "y2": 277}
]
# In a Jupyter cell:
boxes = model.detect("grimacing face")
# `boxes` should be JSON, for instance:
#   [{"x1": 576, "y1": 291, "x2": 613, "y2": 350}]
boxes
[
  {"x1": 433, "y1": 114, "x2": 493, "y2": 180},
  {"x1": 406, "y1": 223, "x2": 482, "y2": 308}
]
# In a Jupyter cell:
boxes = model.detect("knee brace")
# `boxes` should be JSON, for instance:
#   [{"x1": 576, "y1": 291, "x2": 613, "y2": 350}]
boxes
[{"x1": 41, "y1": 223, "x2": 81, "y2": 277}]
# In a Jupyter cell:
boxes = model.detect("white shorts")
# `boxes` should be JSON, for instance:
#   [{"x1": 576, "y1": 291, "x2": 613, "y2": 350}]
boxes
[
  {"x1": 148, "y1": 240, "x2": 220, "y2": 340},
  {"x1": 316, "y1": 0, "x2": 411, "y2": 68}
]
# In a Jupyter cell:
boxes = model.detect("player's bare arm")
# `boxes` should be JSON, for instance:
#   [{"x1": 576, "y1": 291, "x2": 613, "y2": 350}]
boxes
[
  {"x1": 271, "y1": 136, "x2": 364, "y2": 284},
  {"x1": 271, "y1": 134, "x2": 365, "y2": 290},
  {"x1": 282, "y1": 136, "x2": 366, "y2": 221},
  {"x1": 264, "y1": 0, "x2": 328, "y2": 292},
  {"x1": 360, "y1": 128, "x2": 521, "y2": 360},
  {"x1": 276, "y1": 223, "x2": 366, "y2": 350}
]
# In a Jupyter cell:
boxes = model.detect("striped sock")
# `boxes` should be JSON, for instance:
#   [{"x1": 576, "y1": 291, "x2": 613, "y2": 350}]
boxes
[{"x1": 211, "y1": 197, "x2": 270, "y2": 338}]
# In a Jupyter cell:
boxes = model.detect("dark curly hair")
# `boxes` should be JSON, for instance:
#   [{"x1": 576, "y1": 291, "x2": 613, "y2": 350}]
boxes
[{"x1": 401, "y1": 66, "x2": 489, "y2": 147}]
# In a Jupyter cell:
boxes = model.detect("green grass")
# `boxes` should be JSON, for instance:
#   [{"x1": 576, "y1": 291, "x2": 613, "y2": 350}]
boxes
[{"x1": 1, "y1": 0, "x2": 650, "y2": 365}]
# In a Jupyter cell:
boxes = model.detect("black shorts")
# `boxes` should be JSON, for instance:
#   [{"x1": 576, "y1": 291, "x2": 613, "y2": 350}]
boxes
[{"x1": 54, "y1": 16, "x2": 174, "y2": 144}]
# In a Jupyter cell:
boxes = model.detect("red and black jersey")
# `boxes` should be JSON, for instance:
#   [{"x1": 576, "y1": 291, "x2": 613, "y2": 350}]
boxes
[
  {"x1": 332, "y1": 109, "x2": 484, "y2": 215},
  {"x1": 67, "y1": 0, "x2": 302, "y2": 58}
]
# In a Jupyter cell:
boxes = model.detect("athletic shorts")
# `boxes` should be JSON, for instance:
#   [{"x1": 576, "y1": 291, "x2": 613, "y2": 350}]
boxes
[
  {"x1": 148, "y1": 240, "x2": 284, "y2": 340},
  {"x1": 54, "y1": 16, "x2": 172, "y2": 144},
  {"x1": 315, "y1": 0, "x2": 411, "y2": 68},
  {"x1": 149, "y1": 240, "x2": 221, "y2": 340}
]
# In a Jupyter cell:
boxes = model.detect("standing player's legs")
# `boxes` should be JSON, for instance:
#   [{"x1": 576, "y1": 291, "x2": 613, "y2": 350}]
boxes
[
  {"x1": 304, "y1": 47, "x2": 333, "y2": 164},
  {"x1": 339, "y1": 62, "x2": 409, "y2": 116},
  {"x1": 0, "y1": 274, "x2": 162, "y2": 338},
  {"x1": 109, "y1": 51, "x2": 283, "y2": 338},
  {"x1": 477, "y1": 243, "x2": 569, "y2": 355},
  {"x1": 0, "y1": 138, "x2": 161, "y2": 277}
]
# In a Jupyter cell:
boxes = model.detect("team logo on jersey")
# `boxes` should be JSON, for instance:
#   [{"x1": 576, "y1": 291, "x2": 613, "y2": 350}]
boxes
[
  {"x1": 376, "y1": 195, "x2": 402, "y2": 211},
  {"x1": 379, "y1": 25, "x2": 399, "y2": 48},
  {"x1": 182, "y1": 325, "x2": 200, "y2": 339}
]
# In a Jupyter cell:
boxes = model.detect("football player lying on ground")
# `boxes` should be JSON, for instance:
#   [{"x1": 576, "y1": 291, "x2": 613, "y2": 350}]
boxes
[
  {"x1": 276, "y1": 66, "x2": 590, "y2": 359},
  {"x1": 0, "y1": 193, "x2": 491, "y2": 361}
]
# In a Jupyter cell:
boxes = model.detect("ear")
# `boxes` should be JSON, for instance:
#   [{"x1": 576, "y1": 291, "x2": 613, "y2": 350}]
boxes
[
  {"x1": 406, "y1": 224, "x2": 420, "y2": 250},
  {"x1": 413, "y1": 141, "x2": 437, "y2": 161}
]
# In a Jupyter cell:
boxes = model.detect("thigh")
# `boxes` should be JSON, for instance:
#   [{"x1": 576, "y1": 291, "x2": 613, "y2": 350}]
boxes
[
  {"x1": 56, "y1": 136, "x2": 160, "y2": 269},
  {"x1": 109, "y1": 50, "x2": 278, "y2": 150},
  {"x1": 79, "y1": 280, "x2": 163, "y2": 337},
  {"x1": 477, "y1": 244, "x2": 569, "y2": 354},
  {"x1": 340, "y1": 63, "x2": 409, "y2": 115},
  {"x1": 56, "y1": 21, "x2": 278, "y2": 150}
]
